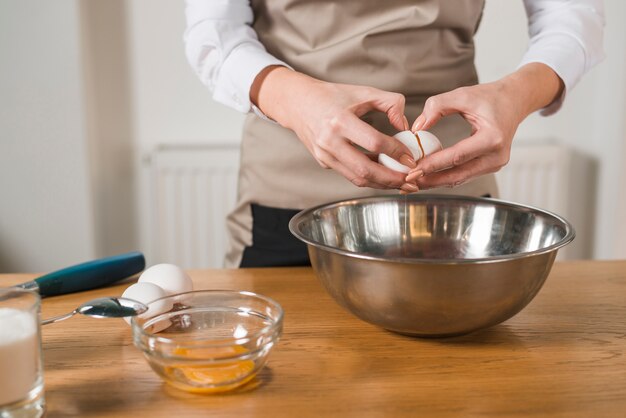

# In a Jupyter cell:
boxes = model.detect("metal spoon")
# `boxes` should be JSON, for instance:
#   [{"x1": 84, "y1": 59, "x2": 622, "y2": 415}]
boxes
[{"x1": 41, "y1": 297, "x2": 148, "y2": 325}]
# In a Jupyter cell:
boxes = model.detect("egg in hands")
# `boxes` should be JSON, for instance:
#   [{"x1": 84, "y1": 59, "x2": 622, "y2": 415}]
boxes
[{"x1": 378, "y1": 130, "x2": 443, "y2": 173}]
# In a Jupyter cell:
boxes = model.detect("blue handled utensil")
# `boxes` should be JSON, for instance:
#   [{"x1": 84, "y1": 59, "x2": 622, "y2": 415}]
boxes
[{"x1": 13, "y1": 252, "x2": 145, "y2": 297}]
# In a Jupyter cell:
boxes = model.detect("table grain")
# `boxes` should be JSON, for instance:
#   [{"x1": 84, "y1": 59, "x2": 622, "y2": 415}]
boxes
[{"x1": 2, "y1": 261, "x2": 626, "y2": 417}]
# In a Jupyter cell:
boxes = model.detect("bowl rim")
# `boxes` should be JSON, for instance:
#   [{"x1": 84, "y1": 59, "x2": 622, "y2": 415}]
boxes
[
  {"x1": 131, "y1": 289, "x2": 284, "y2": 346},
  {"x1": 288, "y1": 194, "x2": 576, "y2": 265}
]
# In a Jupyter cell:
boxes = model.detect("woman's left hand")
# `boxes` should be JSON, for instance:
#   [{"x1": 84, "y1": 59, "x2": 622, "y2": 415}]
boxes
[{"x1": 406, "y1": 63, "x2": 564, "y2": 189}]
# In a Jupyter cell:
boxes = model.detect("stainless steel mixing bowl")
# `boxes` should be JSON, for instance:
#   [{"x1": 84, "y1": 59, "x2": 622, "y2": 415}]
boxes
[{"x1": 289, "y1": 195, "x2": 575, "y2": 337}]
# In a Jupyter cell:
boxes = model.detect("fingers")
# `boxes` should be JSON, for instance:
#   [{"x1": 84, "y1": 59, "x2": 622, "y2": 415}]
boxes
[
  {"x1": 364, "y1": 153, "x2": 421, "y2": 192},
  {"x1": 297, "y1": 84, "x2": 427, "y2": 191},
  {"x1": 314, "y1": 137, "x2": 421, "y2": 192},
  {"x1": 407, "y1": 131, "x2": 491, "y2": 177},
  {"x1": 406, "y1": 146, "x2": 510, "y2": 190},
  {"x1": 332, "y1": 163, "x2": 391, "y2": 190},
  {"x1": 411, "y1": 88, "x2": 474, "y2": 132},
  {"x1": 399, "y1": 183, "x2": 419, "y2": 194},
  {"x1": 404, "y1": 83, "x2": 519, "y2": 190},
  {"x1": 328, "y1": 111, "x2": 416, "y2": 168},
  {"x1": 412, "y1": 156, "x2": 498, "y2": 190},
  {"x1": 405, "y1": 130, "x2": 509, "y2": 189},
  {"x1": 327, "y1": 137, "x2": 408, "y2": 189}
]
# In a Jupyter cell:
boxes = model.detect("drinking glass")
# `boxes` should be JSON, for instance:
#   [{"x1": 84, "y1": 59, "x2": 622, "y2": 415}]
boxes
[{"x1": 0, "y1": 288, "x2": 45, "y2": 418}]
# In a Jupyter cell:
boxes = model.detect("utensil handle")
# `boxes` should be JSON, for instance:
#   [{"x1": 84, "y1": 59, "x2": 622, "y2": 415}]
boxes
[
  {"x1": 41, "y1": 311, "x2": 76, "y2": 325},
  {"x1": 34, "y1": 252, "x2": 145, "y2": 297}
]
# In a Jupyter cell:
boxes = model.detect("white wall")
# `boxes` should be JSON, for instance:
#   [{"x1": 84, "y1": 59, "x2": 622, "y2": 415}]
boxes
[
  {"x1": 124, "y1": 0, "x2": 246, "y2": 266},
  {"x1": 616, "y1": 91, "x2": 626, "y2": 258},
  {"x1": 80, "y1": 0, "x2": 139, "y2": 258},
  {"x1": 0, "y1": 0, "x2": 96, "y2": 272},
  {"x1": 126, "y1": 0, "x2": 245, "y2": 150}
]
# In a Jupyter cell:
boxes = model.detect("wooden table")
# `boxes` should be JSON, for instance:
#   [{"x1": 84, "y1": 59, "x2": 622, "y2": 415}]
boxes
[{"x1": 3, "y1": 261, "x2": 626, "y2": 417}]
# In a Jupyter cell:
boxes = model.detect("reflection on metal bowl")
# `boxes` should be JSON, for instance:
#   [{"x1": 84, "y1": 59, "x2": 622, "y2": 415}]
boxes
[{"x1": 289, "y1": 195, "x2": 574, "y2": 337}]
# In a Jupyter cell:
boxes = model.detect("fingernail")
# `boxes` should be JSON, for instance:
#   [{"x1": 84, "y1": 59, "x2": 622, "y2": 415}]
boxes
[
  {"x1": 399, "y1": 154, "x2": 416, "y2": 168},
  {"x1": 401, "y1": 183, "x2": 419, "y2": 193},
  {"x1": 412, "y1": 115, "x2": 426, "y2": 132},
  {"x1": 405, "y1": 169, "x2": 424, "y2": 182},
  {"x1": 402, "y1": 115, "x2": 410, "y2": 131}
]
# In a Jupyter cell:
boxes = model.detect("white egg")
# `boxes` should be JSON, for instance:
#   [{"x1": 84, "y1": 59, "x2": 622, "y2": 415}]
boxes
[
  {"x1": 416, "y1": 130, "x2": 443, "y2": 156},
  {"x1": 121, "y1": 282, "x2": 172, "y2": 325},
  {"x1": 137, "y1": 263, "x2": 193, "y2": 296},
  {"x1": 378, "y1": 130, "x2": 443, "y2": 173}
]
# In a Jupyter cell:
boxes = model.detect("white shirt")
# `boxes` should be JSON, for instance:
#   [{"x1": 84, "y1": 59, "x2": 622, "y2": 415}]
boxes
[{"x1": 184, "y1": 0, "x2": 605, "y2": 116}]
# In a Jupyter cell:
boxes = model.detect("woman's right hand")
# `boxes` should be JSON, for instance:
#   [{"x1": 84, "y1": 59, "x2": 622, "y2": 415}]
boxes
[{"x1": 250, "y1": 66, "x2": 419, "y2": 193}]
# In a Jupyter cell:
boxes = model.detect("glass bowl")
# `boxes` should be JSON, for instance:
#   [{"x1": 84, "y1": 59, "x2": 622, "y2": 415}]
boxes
[{"x1": 131, "y1": 290, "x2": 283, "y2": 393}]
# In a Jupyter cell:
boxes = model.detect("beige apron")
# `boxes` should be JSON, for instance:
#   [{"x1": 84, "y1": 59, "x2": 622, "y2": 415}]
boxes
[{"x1": 225, "y1": 0, "x2": 498, "y2": 267}]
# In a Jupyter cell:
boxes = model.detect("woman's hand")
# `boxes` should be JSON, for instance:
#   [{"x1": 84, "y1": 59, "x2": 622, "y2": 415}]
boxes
[
  {"x1": 251, "y1": 66, "x2": 419, "y2": 193},
  {"x1": 406, "y1": 63, "x2": 564, "y2": 190}
]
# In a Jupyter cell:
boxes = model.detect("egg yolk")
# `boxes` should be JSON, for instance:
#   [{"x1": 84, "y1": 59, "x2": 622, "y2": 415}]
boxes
[{"x1": 164, "y1": 346, "x2": 256, "y2": 393}]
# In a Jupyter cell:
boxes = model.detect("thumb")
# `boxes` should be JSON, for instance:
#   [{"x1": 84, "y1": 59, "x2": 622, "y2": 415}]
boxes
[{"x1": 411, "y1": 89, "x2": 468, "y2": 132}]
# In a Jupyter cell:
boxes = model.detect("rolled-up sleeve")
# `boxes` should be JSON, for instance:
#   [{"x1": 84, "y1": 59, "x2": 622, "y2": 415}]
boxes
[
  {"x1": 519, "y1": 0, "x2": 605, "y2": 115},
  {"x1": 184, "y1": 0, "x2": 289, "y2": 113}
]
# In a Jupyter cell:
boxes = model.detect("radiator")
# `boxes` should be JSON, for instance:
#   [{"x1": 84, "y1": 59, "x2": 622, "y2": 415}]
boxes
[
  {"x1": 495, "y1": 142, "x2": 594, "y2": 260},
  {"x1": 144, "y1": 142, "x2": 593, "y2": 268},
  {"x1": 144, "y1": 145, "x2": 240, "y2": 268},
  {"x1": 496, "y1": 143, "x2": 570, "y2": 218}
]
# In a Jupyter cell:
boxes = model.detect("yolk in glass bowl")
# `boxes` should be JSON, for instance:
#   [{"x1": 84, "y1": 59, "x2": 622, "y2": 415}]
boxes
[{"x1": 163, "y1": 346, "x2": 257, "y2": 393}]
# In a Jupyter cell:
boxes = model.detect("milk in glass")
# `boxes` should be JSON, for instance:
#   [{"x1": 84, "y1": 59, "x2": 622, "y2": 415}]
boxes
[
  {"x1": 0, "y1": 289, "x2": 45, "y2": 418},
  {"x1": 0, "y1": 308, "x2": 40, "y2": 405}
]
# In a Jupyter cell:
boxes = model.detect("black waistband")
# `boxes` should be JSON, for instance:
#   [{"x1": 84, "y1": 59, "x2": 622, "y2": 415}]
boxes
[{"x1": 240, "y1": 204, "x2": 311, "y2": 268}]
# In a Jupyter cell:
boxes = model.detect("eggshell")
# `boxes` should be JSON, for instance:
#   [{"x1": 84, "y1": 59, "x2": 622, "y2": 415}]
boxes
[
  {"x1": 395, "y1": 130, "x2": 424, "y2": 158},
  {"x1": 138, "y1": 263, "x2": 193, "y2": 296},
  {"x1": 121, "y1": 282, "x2": 172, "y2": 325},
  {"x1": 416, "y1": 130, "x2": 443, "y2": 156},
  {"x1": 378, "y1": 130, "x2": 442, "y2": 173}
]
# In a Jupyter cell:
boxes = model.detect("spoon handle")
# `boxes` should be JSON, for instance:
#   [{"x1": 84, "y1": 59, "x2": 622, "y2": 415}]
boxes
[
  {"x1": 16, "y1": 252, "x2": 145, "y2": 297},
  {"x1": 41, "y1": 311, "x2": 76, "y2": 325}
]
